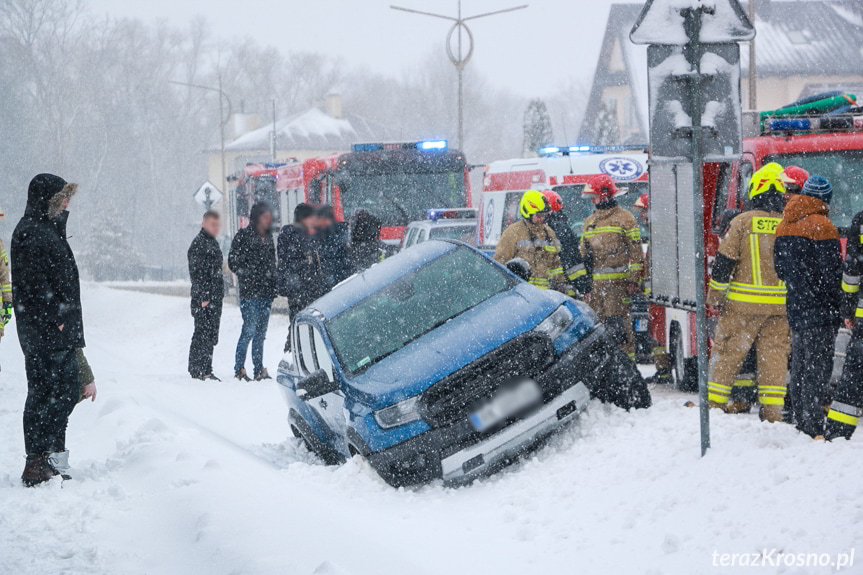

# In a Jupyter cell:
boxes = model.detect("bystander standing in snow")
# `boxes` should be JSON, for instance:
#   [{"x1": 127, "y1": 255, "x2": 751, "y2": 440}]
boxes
[
  {"x1": 12, "y1": 173, "x2": 94, "y2": 486},
  {"x1": 315, "y1": 205, "x2": 352, "y2": 292},
  {"x1": 349, "y1": 209, "x2": 386, "y2": 273},
  {"x1": 187, "y1": 210, "x2": 225, "y2": 381},
  {"x1": 774, "y1": 176, "x2": 842, "y2": 438},
  {"x1": 229, "y1": 202, "x2": 277, "y2": 381},
  {"x1": 278, "y1": 203, "x2": 322, "y2": 351}
]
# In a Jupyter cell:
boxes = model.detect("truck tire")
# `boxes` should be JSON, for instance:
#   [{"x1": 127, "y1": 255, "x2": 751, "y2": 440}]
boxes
[
  {"x1": 670, "y1": 323, "x2": 698, "y2": 393},
  {"x1": 289, "y1": 412, "x2": 344, "y2": 466}
]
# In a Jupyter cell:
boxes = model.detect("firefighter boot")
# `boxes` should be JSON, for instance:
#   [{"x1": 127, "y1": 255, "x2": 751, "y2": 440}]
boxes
[{"x1": 759, "y1": 404, "x2": 783, "y2": 423}]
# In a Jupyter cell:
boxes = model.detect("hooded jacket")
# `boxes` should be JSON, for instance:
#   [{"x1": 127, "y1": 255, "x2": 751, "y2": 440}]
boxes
[
  {"x1": 228, "y1": 203, "x2": 277, "y2": 301},
  {"x1": 350, "y1": 210, "x2": 386, "y2": 273},
  {"x1": 774, "y1": 194, "x2": 842, "y2": 331},
  {"x1": 11, "y1": 173, "x2": 84, "y2": 355}
]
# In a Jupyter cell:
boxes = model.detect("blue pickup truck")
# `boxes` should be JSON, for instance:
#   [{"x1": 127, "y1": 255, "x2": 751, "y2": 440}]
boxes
[{"x1": 277, "y1": 240, "x2": 648, "y2": 486}]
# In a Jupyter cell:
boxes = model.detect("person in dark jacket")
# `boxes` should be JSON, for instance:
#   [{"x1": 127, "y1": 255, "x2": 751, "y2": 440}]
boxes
[
  {"x1": 350, "y1": 209, "x2": 386, "y2": 273},
  {"x1": 278, "y1": 203, "x2": 323, "y2": 351},
  {"x1": 774, "y1": 175, "x2": 842, "y2": 438},
  {"x1": 315, "y1": 205, "x2": 352, "y2": 291},
  {"x1": 188, "y1": 210, "x2": 225, "y2": 381},
  {"x1": 12, "y1": 173, "x2": 92, "y2": 486},
  {"x1": 542, "y1": 189, "x2": 591, "y2": 297},
  {"x1": 229, "y1": 201, "x2": 277, "y2": 381}
]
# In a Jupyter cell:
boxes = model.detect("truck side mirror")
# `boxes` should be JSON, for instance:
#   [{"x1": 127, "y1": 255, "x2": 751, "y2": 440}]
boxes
[
  {"x1": 297, "y1": 369, "x2": 339, "y2": 400},
  {"x1": 506, "y1": 257, "x2": 531, "y2": 282}
]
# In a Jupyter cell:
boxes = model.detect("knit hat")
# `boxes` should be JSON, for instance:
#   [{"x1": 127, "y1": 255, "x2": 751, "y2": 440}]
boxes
[{"x1": 801, "y1": 175, "x2": 833, "y2": 204}]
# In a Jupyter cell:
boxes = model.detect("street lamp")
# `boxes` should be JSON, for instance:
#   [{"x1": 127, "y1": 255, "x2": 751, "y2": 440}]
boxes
[
  {"x1": 169, "y1": 76, "x2": 233, "y2": 221},
  {"x1": 391, "y1": 1, "x2": 528, "y2": 151}
]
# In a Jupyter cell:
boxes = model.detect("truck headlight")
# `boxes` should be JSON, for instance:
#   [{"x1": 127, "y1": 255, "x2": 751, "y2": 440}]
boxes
[
  {"x1": 533, "y1": 305, "x2": 574, "y2": 340},
  {"x1": 374, "y1": 396, "x2": 422, "y2": 429}
]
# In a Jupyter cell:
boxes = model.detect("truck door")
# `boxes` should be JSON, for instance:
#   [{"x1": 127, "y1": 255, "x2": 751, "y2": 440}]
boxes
[{"x1": 295, "y1": 322, "x2": 347, "y2": 442}]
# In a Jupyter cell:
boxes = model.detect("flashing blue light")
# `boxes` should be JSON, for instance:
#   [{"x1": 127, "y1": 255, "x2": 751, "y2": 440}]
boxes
[
  {"x1": 352, "y1": 142, "x2": 385, "y2": 152},
  {"x1": 539, "y1": 146, "x2": 561, "y2": 155},
  {"x1": 569, "y1": 145, "x2": 591, "y2": 153},
  {"x1": 418, "y1": 140, "x2": 448, "y2": 150},
  {"x1": 769, "y1": 119, "x2": 812, "y2": 131}
]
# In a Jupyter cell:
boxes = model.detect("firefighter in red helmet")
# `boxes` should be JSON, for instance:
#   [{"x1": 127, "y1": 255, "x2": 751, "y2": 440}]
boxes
[
  {"x1": 580, "y1": 174, "x2": 645, "y2": 359},
  {"x1": 781, "y1": 165, "x2": 810, "y2": 195},
  {"x1": 541, "y1": 189, "x2": 592, "y2": 297}
]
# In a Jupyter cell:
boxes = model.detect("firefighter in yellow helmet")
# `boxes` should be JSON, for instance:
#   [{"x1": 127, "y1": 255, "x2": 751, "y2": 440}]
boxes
[
  {"x1": 706, "y1": 162, "x2": 791, "y2": 423},
  {"x1": 0, "y1": 206, "x2": 11, "y2": 341},
  {"x1": 494, "y1": 190, "x2": 565, "y2": 291},
  {"x1": 580, "y1": 174, "x2": 644, "y2": 360}
]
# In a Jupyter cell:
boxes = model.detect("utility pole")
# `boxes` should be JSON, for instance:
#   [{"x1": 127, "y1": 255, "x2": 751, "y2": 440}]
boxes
[
  {"x1": 748, "y1": 0, "x2": 757, "y2": 109},
  {"x1": 391, "y1": 1, "x2": 528, "y2": 151}
]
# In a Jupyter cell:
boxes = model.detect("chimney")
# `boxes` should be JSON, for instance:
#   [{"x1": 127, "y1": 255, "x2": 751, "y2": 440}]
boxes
[{"x1": 324, "y1": 93, "x2": 343, "y2": 119}]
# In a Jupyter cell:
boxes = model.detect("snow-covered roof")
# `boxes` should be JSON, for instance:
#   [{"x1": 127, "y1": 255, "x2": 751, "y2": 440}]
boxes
[{"x1": 224, "y1": 107, "x2": 384, "y2": 152}]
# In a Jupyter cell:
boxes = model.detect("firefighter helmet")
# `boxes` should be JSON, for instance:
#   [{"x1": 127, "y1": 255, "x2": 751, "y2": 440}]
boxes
[
  {"x1": 749, "y1": 162, "x2": 787, "y2": 199},
  {"x1": 541, "y1": 189, "x2": 564, "y2": 212},
  {"x1": 583, "y1": 174, "x2": 619, "y2": 202},
  {"x1": 634, "y1": 193, "x2": 649, "y2": 210},
  {"x1": 781, "y1": 165, "x2": 810, "y2": 193},
  {"x1": 519, "y1": 190, "x2": 548, "y2": 219}
]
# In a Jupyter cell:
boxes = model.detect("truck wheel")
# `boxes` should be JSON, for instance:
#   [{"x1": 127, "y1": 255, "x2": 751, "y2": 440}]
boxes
[
  {"x1": 290, "y1": 418, "x2": 343, "y2": 466},
  {"x1": 670, "y1": 324, "x2": 698, "y2": 392}
]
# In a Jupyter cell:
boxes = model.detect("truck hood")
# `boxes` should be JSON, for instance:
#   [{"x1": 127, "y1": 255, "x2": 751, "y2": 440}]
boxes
[{"x1": 346, "y1": 282, "x2": 564, "y2": 409}]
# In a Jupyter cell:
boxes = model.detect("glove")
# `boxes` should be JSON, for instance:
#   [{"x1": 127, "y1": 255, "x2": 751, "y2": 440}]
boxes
[{"x1": 2, "y1": 303, "x2": 12, "y2": 326}]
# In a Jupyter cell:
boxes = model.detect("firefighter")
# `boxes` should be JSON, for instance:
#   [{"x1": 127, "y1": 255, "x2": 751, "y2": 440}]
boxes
[
  {"x1": 825, "y1": 205, "x2": 863, "y2": 441},
  {"x1": 0, "y1": 206, "x2": 12, "y2": 346},
  {"x1": 541, "y1": 189, "x2": 591, "y2": 297},
  {"x1": 632, "y1": 193, "x2": 672, "y2": 382},
  {"x1": 494, "y1": 190, "x2": 565, "y2": 291},
  {"x1": 781, "y1": 165, "x2": 810, "y2": 195},
  {"x1": 580, "y1": 174, "x2": 644, "y2": 360},
  {"x1": 706, "y1": 162, "x2": 790, "y2": 423}
]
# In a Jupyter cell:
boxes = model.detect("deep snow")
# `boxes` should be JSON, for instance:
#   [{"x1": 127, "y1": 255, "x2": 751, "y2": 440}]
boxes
[{"x1": 2, "y1": 285, "x2": 862, "y2": 575}]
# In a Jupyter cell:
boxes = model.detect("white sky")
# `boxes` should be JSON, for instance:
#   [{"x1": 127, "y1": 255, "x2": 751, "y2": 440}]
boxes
[{"x1": 86, "y1": 0, "x2": 627, "y2": 97}]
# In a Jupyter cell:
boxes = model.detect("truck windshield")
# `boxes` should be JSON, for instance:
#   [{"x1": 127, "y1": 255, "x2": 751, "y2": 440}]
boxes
[
  {"x1": 339, "y1": 171, "x2": 465, "y2": 227},
  {"x1": 327, "y1": 247, "x2": 514, "y2": 375},
  {"x1": 765, "y1": 150, "x2": 863, "y2": 229}
]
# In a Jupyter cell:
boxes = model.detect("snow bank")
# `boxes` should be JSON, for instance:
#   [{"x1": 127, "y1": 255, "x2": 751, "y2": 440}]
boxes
[{"x1": 2, "y1": 286, "x2": 862, "y2": 574}]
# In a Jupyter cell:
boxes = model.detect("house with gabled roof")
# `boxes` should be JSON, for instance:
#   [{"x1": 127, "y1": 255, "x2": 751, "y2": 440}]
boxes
[{"x1": 578, "y1": 0, "x2": 863, "y2": 146}]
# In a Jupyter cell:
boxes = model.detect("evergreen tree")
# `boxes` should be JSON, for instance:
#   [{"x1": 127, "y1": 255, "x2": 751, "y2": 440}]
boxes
[
  {"x1": 522, "y1": 99, "x2": 554, "y2": 157},
  {"x1": 595, "y1": 101, "x2": 620, "y2": 146}
]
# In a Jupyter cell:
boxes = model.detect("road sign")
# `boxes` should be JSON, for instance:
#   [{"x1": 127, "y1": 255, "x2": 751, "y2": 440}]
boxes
[
  {"x1": 194, "y1": 181, "x2": 223, "y2": 209},
  {"x1": 631, "y1": 0, "x2": 754, "y2": 457}
]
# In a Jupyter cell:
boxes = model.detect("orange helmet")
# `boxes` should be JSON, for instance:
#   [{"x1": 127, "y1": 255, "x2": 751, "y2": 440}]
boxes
[
  {"x1": 781, "y1": 165, "x2": 810, "y2": 193},
  {"x1": 634, "y1": 193, "x2": 649, "y2": 210},
  {"x1": 583, "y1": 174, "x2": 619, "y2": 202},
  {"x1": 541, "y1": 189, "x2": 564, "y2": 212}
]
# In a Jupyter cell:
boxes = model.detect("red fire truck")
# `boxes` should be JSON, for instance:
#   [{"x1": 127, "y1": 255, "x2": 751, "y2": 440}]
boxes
[
  {"x1": 230, "y1": 140, "x2": 472, "y2": 246},
  {"x1": 659, "y1": 111, "x2": 863, "y2": 389}
]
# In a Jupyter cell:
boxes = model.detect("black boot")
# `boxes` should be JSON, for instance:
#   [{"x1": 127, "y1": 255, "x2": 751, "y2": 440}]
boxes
[
  {"x1": 22, "y1": 454, "x2": 59, "y2": 487},
  {"x1": 254, "y1": 368, "x2": 272, "y2": 381},
  {"x1": 235, "y1": 369, "x2": 252, "y2": 381}
]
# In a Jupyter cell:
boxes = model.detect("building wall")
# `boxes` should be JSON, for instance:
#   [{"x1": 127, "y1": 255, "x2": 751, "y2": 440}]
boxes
[{"x1": 742, "y1": 74, "x2": 863, "y2": 111}]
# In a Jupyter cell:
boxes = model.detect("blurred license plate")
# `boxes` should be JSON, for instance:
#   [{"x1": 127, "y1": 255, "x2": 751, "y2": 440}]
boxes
[
  {"x1": 635, "y1": 318, "x2": 649, "y2": 332},
  {"x1": 470, "y1": 379, "x2": 542, "y2": 432}
]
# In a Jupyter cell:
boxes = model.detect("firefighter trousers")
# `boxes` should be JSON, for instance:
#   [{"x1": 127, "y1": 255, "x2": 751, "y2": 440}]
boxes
[
  {"x1": 588, "y1": 279, "x2": 635, "y2": 359},
  {"x1": 827, "y1": 332, "x2": 863, "y2": 440},
  {"x1": 707, "y1": 312, "x2": 790, "y2": 407}
]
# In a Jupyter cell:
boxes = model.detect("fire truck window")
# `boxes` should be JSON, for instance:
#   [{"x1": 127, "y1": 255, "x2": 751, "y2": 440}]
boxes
[
  {"x1": 711, "y1": 163, "x2": 732, "y2": 232},
  {"x1": 310, "y1": 178, "x2": 323, "y2": 204},
  {"x1": 739, "y1": 162, "x2": 754, "y2": 209},
  {"x1": 766, "y1": 150, "x2": 863, "y2": 230}
]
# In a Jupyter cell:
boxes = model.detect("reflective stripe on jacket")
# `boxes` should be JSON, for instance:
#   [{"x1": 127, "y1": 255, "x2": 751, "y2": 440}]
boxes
[
  {"x1": 494, "y1": 219, "x2": 564, "y2": 290},
  {"x1": 580, "y1": 205, "x2": 643, "y2": 283}
]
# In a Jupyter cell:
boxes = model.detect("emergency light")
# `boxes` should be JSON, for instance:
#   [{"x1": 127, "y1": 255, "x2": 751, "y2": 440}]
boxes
[
  {"x1": 352, "y1": 140, "x2": 449, "y2": 152},
  {"x1": 538, "y1": 144, "x2": 648, "y2": 156},
  {"x1": 427, "y1": 208, "x2": 477, "y2": 221},
  {"x1": 762, "y1": 115, "x2": 863, "y2": 134}
]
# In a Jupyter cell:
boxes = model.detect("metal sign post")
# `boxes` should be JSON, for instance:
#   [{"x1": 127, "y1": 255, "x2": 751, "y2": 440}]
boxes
[{"x1": 631, "y1": 0, "x2": 754, "y2": 456}]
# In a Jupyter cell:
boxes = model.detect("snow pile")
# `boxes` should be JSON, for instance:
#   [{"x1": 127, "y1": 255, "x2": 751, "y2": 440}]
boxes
[
  {"x1": 2, "y1": 286, "x2": 863, "y2": 575},
  {"x1": 226, "y1": 107, "x2": 358, "y2": 152}
]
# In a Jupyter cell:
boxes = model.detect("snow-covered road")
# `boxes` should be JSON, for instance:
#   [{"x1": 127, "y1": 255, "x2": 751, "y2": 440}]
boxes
[{"x1": 2, "y1": 285, "x2": 862, "y2": 575}]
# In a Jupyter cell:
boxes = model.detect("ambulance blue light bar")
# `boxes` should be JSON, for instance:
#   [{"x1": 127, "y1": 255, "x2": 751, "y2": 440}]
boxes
[
  {"x1": 539, "y1": 144, "x2": 647, "y2": 156},
  {"x1": 427, "y1": 208, "x2": 477, "y2": 221},
  {"x1": 352, "y1": 140, "x2": 449, "y2": 152}
]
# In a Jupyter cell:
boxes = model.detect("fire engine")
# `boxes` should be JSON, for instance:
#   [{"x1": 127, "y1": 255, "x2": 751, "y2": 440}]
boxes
[
  {"x1": 478, "y1": 145, "x2": 649, "y2": 253},
  {"x1": 229, "y1": 140, "x2": 471, "y2": 246},
  {"x1": 658, "y1": 100, "x2": 863, "y2": 390}
]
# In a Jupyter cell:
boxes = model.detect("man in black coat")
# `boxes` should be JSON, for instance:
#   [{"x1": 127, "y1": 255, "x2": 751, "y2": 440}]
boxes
[
  {"x1": 315, "y1": 205, "x2": 352, "y2": 292},
  {"x1": 12, "y1": 173, "x2": 91, "y2": 486},
  {"x1": 229, "y1": 202, "x2": 277, "y2": 381},
  {"x1": 188, "y1": 210, "x2": 225, "y2": 381},
  {"x1": 277, "y1": 204, "x2": 322, "y2": 351}
]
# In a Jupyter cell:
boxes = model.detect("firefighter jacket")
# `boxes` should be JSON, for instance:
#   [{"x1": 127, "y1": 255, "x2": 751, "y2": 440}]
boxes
[
  {"x1": 580, "y1": 203, "x2": 644, "y2": 283},
  {"x1": 0, "y1": 238, "x2": 10, "y2": 337},
  {"x1": 707, "y1": 210, "x2": 786, "y2": 315},
  {"x1": 841, "y1": 210, "x2": 863, "y2": 325},
  {"x1": 494, "y1": 219, "x2": 564, "y2": 290}
]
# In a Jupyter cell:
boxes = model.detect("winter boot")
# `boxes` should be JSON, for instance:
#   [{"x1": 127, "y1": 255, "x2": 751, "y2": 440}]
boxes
[
  {"x1": 47, "y1": 450, "x2": 72, "y2": 480},
  {"x1": 726, "y1": 399, "x2": 753, "y2": 414},
  {"x1": 825, "y1": 418, "x2": 856, "y2": 441},
  {"x1": 254, "y1": 368, "x2": 272, "y2": 381},
  {"x1": 22, "y1": 454, "x2": 59, "y2": 487},
  {"x1": 203, "y1": 374, "x2": 222, "y2": 382},
  {"x1": 708, "y1": 401, "x2": 727, "y2": 411},
  {"x1": 759, "y1": 404, "x2": 783, "y2": 423},
  {"x1": 235, "y1": 369, "x2": 251, "y2": 382}
]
